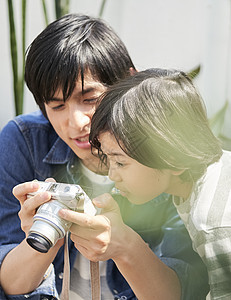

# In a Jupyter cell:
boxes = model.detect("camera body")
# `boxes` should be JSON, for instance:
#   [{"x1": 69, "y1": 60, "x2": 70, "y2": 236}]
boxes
[{"x1": 26, "y1": 181, "x2": 96, "y2": 253}]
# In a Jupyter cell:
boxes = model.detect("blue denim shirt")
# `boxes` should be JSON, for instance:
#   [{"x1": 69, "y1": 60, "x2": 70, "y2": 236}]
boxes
[{"x1": 0, "y1": 111, "x2": 209, "y2": 300}]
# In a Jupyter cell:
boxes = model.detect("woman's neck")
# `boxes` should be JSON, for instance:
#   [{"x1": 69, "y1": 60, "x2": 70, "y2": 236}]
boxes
[{"x1": 168, "y1": 175, "x2": 193, "y2": 200}]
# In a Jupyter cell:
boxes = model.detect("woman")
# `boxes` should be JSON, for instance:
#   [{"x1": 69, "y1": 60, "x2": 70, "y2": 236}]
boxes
[{"x1": 90, "y1": 68, "x2": 231, "y2": 299}]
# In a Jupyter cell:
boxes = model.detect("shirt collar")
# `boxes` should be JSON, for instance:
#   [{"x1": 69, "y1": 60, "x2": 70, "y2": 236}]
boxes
[{"x1": 43, "y1": 136, "x2": 75, "y2": 164}]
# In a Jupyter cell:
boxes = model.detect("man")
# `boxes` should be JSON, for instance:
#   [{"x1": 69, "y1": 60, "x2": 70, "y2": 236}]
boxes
[{"x1": 0, "y1": 13, "x2": 209, "y2": 299}]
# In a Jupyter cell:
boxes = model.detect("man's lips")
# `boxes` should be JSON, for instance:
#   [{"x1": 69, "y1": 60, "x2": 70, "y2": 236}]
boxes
[
  {"x1": 76, "y1": 135, "x2": 89, "y2": 142},
  {"x1": 72, "y1": 135, "x2": 91, "y2": 149}
]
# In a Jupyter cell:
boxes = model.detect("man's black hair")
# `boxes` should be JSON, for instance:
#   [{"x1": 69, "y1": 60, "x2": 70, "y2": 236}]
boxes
[{"x1": 25, "y1": 13, "x2": 135, "y2": 115}]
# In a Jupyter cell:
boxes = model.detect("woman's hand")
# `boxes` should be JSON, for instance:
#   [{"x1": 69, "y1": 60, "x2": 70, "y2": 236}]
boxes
[
  {"x1": 59, "y1": 193, "x2": 132, "y2": 262},
  {"x1": 59, "y1": 192, "x2": 181, "y2": 300}
]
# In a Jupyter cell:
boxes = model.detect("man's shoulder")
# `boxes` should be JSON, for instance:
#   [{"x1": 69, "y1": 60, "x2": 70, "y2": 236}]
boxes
[
  {"x1": 13, "y1": 110, "x2": 52, "y2": 131},
  {"x1": 1, "y1": 110, "x2": 57, "y2": 148}
]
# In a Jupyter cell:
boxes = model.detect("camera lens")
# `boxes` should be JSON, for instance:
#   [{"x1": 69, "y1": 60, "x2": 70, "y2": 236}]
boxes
[{"x1": 27, "y1": 233, "x2": 52, "y2": 253}]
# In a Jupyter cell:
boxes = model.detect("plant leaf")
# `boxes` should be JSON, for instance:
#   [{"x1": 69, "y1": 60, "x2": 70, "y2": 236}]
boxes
[
  {"x1": 7, "y1": 0, "x2": 19, "y2": 115},
  {"x1": 41, "y1": 0, "x2": 49, "y2": 26},
  {"x1": 99, "y1": 0, "x2": 107, "y2": 18},
  {"x1": 187, "y1": 65, "x2": 201, "y2": 80},
  {"x1": 55, "y1": 0, "x2": 69, "y2": 19},
  {"x1": 209, "y1": 101, "x2": 229, "y2": 137},
  {"x1": 218, "y1": 133, "x2": 231, "y2": 151}
]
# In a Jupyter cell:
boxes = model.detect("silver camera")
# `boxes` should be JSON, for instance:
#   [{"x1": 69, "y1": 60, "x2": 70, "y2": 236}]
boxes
[{"x1": 26, "y1": 181, "x2": 96, "y2": 253}]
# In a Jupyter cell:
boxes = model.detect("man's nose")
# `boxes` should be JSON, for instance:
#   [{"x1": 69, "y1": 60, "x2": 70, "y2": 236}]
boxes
[{"x1": 69, "y1": 109, "x2": 91, "y2": 132}]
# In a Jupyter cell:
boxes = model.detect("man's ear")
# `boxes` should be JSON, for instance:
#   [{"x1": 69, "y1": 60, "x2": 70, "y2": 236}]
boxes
[{"x1": 129, "y1": 67, "x2": 138, "y2": 76}]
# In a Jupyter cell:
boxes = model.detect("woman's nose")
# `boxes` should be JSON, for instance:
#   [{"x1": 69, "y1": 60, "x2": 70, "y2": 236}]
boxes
[{"x1": 108, "y1": 167, "x2": 121, "y2": 182}]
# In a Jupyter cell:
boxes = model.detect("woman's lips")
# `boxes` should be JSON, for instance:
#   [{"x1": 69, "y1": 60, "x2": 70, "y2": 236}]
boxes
[
  {"x1": 119, "y1": 190, "x2": 127, "y2": 197},
  {"x1": 114, "y1": 187, "x2": 127, "y2": 197}
]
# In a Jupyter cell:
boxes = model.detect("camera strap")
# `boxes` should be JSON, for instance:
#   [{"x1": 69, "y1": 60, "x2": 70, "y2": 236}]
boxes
[
  {"x1": 60, "y1": 234, "x2": 101, "y2": 300},
  {"x1": 90, "y1": 260, "x2": 101, "y2": 300},
  {"x1": 60, "y1": 234, "x2": 70, "y2": 300}
]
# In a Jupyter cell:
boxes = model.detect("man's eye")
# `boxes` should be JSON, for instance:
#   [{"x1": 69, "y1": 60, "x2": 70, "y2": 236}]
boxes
[
  {"x1": 84, "y1": 98, "x2": 97, "y2": 103},
  {"x1": 52, "y1": 104, "x2": 65, "y2": 110}
]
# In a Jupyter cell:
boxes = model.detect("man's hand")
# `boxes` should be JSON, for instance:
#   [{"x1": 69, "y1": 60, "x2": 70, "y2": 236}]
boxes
[{"x1": 13, "y1": 179, "x2": 52, "y2": 236}]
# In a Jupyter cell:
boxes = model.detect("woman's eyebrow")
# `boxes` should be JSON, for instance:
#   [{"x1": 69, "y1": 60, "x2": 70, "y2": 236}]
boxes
[{"x1": 103, "y1": 151, "x2": 125, "y2": 157}]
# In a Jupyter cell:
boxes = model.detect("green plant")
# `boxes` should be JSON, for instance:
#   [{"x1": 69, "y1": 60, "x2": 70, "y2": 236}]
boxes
[
  {"x1": 42, "y1": 0, "x2": 70, "y2": 25},
  {"x1": 7, "y1": 0, "x2": 27, "y2": 116},
  {"x1": 209, "y1": 101, "x2": 231, "y2": 150},
  {"x1": 7, "y1": 0, "x2": 107, "y2": 116},
  {"x1": 55, "y1": 0, "x2": 70, "y2": 19},
  {"x1": 187, "y1": 65, "x2": 200, "y2": 80},
  {"x1": 98, "y1": 0, "x2": 107, "y2": 18},
  {"x1": 187, "y1": 65, "x2": 231, "y2": 150}
]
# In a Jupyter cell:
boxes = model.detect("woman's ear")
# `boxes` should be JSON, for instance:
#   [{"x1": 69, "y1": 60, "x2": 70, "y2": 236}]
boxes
[{"x1": 171, "y1": 169, "x2": 186, "y2": 176}]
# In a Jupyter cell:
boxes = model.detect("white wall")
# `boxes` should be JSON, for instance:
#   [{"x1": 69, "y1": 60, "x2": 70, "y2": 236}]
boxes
[
  {"x1": 199, "y1": 0, "x2": 231, "y2": 137},
  {"x1": 1, "y1": 0, "x2": 231, "y2": 136}
]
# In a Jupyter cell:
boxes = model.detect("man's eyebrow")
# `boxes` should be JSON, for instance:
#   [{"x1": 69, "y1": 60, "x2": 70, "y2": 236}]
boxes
[
  {"x1": 81, "y1": 87, "x2": 96, "y2": 95},
  {"x1": 47, "y1": 97, "x2": 63, "y2": 102},
  {"x1": 75, "y1": 87, "x2": 99, "y2": 97},
  {"x1": 47, "y1": 87, "x2": 97, "y2": 102}
]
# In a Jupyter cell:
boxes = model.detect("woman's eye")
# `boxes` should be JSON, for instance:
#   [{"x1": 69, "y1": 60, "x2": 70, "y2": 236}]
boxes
[{"x1": 116, "y1": 162, "x2": 124, "y2": 168}]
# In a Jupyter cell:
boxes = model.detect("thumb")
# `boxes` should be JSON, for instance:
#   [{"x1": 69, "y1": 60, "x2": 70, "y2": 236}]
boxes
[
  {"x1": 45, "y1": 177, "x2": 56, "y2": 183},
  {"x1": 93, "y1": 193, "x2": 119, "y2": 213}
]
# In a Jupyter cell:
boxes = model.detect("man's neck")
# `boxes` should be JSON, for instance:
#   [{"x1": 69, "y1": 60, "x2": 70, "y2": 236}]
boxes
[{"x1": 81, "y1": 157, "x2": 108, "y2": 175}]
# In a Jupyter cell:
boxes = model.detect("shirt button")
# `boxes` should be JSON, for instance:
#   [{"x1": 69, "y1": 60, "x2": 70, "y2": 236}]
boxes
[
  {"x1": 121, "y1": 297, "x2": 127, "y2": 300},
  {"x1": 59, "y1": 272, "x2": 63, "y2": 279}
]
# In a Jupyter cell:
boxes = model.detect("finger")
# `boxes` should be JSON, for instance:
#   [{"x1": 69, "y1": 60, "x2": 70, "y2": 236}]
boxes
[
  {"x1": 93, "y1": 193, "x2": 119, "y2": 213},
  {"x1": 45, "y1": 177, "x2": 56, "y2": 183},
  {"x1": 12, "y1": 181, "x2": 40, "y2": 203},
  {"x1": 59, "y1": 209, "x2": 110, "y2": 229},
  {"x1": 59, "y1": 209, "x2": 93, "y2": 225},
  {"x1": 70, "y1": 223, "x2": 111, "y2": 250},
  {"x1": 70, "y1": 222, "x2": 101, "y2": 237},
  {"x1": 70, "y1": 231, "x2": 89, "y2": 243},
  {"x1": 70, "y1": 235, "x2": 105, "y2": 262},
  {"x1": 72, "y1": 243, "x2": 92, "y2": 260},
  {"x1": 23, "y1": 191, "x2": 51, "y2": 211}
]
